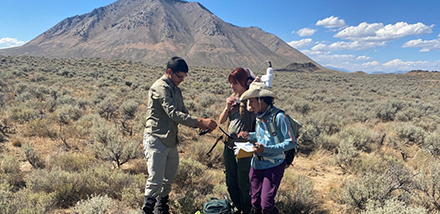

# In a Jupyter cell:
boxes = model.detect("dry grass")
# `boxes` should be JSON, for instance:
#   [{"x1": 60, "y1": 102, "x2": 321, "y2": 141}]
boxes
[{"x1": 1, "y1": 55, "x2": 440, "y2": 213}]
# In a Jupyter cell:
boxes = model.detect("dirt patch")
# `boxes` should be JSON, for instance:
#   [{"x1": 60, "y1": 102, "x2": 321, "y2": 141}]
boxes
[{"x1": 289, "y1": 150, "x2": 347, "y2": 213}]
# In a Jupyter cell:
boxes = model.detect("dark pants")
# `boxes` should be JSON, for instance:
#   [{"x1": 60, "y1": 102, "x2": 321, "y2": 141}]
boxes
[
  {"x1": 224, "y1": 146, "x2": 252, "y2": 214},
  {"x1": 249, "y1": 161, "x2": 285, "y2": 214}
]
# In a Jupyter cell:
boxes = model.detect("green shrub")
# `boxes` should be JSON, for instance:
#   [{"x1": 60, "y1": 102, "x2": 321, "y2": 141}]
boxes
[
  {"x1": 338, "y1": 126, "x2": 374, "y2": 152},
  {"x1": 0, "y1": 180, "x2": 12, "y2": 213},
  {"x1": 375, "y1": 100, "x2": 406, "y2": 122},
  {"x1": 396, "y1": 106, "x2": 422, "y2": 122},
  {"x1": 0, "y1": 92, "x2": 4, "y2": 108},
  {"x1": 15, "y1": 91, "x2": 33, "y2": 102},
  {"x1": 348, "y1": 103, "x2": 376, "y2": 122},
  {"x1": 172, "y1": 190, "x2": 203, "y2": 214},
  {"x1": 75, "y1": 113, "x2": 103, "y2": 137},
  {"x1": 121, "y1": 186, "x2": 144, "y2": 209},
  {"x1": 22, "y1": 117, "x2": 57, "y2": 138},
  {"x1": 14, "y1": 83, "x2": 28, "y2": 95},
  {"x1": 91, "y1": 91, "x2": 107, "y2": 104},
  {"x1": 174, "y1": 158, "x2": 213, "y2": 195},
  {"x1": 361, "y1": 198, "x2": 427, "y2": 214},
  {"x1": 73, "y1": 194, "x2": 119, "y2": 214},
  {"x1": 276, "y1": 174, "x2": 319, "y2": 214},
  {"x1": 208, "y1": 82, "x2": 225, "y2": 94},
  {"x1": 119, "y1": 99, "x2": 139, "y2": 120},
  {"x1": 47, "y1": 153, "x2": 95, "y2": 172},
  {"x1": 312, "y1": 111, "x2": 343, "y2": 136},
  {"x1": 185, "y1": 100, "x2": 197, "y2": 112},
  {"x1": 91, "y1": 122, "x2": 141, "y2": 168},
  {"x1": 416, "y1": 116, "x2": 439, "y2": 132},
  {"x1": 0, "y1": 154, "x2": 24, "y2": 188},
  {"x1": 55, "y1": 104, "x2": 83, "y2": 123},
  {"x1": 342, "y1": 156, "x2": 414, "y2": 211},
  {"x1": 293, "y1": 99, "x2": 313, "y2": 115},
  {"x1": 26, "y1": 167, "x2": 85, "y2": 208},
  {"x1": 10, "y1": 106, "x2": 36, "y2": 123},
  {"x1": 422, "y1": 131, "x2": 440, "y2": 155},
  {"x1": 188, "y1": 137, "x2": 224, "y2": 169},
  {"x1": 82, "y1": 165, "x2": 144, "y2": 201},
  {"x1": 96, "y1": 96, "x2": 117, "y2": 119},
  {"x1": 77, "y1": 97, "x2": 90, "y2": 110},
  {"x1": 395, "y1": 122, "x2": 427, "y2": 144},
  {"x1": 7, "y1": 188, "x2": 57, "y2": 214},
  {"x1": 414, "y1": 160, "x2": 440, "y2": 211},
  {"x1": 199, "y1": 93, "x2": 217, "y2": 108},
  {"x1": 319, "y1": 134, "x2": 340, "y2": 151},
  {"x1": 34, "y1": 85, "x2": 51, "y2": 99},
  {"x1": 299, "y1": 120, "x2": 321, "y2": 149},
  {"x1": 333, "y1": 136, "x2": 359, "y2": 171},
  {"x1": 91, "y1": 121, "x2": 118, "y2": 145},
  {"x1": 22, "y1": 143, "x2": 45, "y2": 169},
  {"x1": 200, "y1": 108, "x2": 215, "y2": 119},
  {"x1": 56, "y1": 94, "x2": 77, "y2": 106}
]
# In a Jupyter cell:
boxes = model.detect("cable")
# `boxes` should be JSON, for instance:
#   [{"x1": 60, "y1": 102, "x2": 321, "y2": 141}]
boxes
[{"x1": 255, "y1": 60, "x2": 271, "y2": 76}]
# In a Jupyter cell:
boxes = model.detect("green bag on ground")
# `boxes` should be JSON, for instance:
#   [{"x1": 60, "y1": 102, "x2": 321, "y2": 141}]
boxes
[{"x1": 202, "y1": 197, "x2": 232, "y2": 214}]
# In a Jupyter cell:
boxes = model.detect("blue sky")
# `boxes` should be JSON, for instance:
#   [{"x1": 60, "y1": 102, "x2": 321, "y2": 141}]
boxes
[{"x1": 1, "y1": 0, "x2": 439, "y2": 73}]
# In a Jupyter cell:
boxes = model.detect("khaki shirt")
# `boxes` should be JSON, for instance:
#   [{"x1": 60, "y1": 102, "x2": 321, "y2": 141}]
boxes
[{"x1": 144, "y1": 75, "x2": 197, "y2": 147}]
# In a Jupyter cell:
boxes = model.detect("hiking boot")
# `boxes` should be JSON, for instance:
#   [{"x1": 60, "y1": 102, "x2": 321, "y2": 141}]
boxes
[
  {"x1": 142, "y1": 196, "x2": 156, "y2": 214},
  {"x1": 154, "y1": 195, "x2": 170, "y2": 214}
]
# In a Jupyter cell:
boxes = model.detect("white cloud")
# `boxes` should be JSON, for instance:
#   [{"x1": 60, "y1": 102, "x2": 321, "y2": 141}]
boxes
[
  {"x1": 297, "y1": 18, "x2": 439, "y2": 73},
  {"x1": 301, "y1": 49, "x2": 440, "y2": 73},
  {"x1": 316, "y1": 16, "x2": 346, "y2": 29},
  {"x1": 302, "y1": 50, "x2": 356, "y2": 61},
  {"x1": 383, "y1": 59, "x2": 429, "y2": 70},
  {"x1": 296, "y1": 28, "x2": 317, "y2": 37},
  {"x1": 402, "y1": 38, "x2": 440, "y2": 52},
  {"x1": 288, "y1": 38, "x2": 314, "y2": 49},
  {"x1": 356, "y1": 55, "x2": 371, "y2": 61},
  {"x1": 335, "y1": 22, "x2": 433, "y2": 42},
  {"x1": 335, "y1": 22, "x2": 382, "y2": 39},
  {"x1": 311, "y1": 41, "x2": 386, "y2": 51},
  {"x1": 300, "y1": 49, "x2": 331, "y2": 57},
  {"x1": 361, "y1": 61, "x2": 380, "y2": 67},
  {"x1": 0, "y1": 37, "x2": 26, "y2": 49},
  {"x1": 381, "y1": 59, "x2": 440, "y2": 71}
]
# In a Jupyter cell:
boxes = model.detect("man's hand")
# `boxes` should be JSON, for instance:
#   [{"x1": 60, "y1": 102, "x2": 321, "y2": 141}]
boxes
[{"x1": 196, "y1": 118, "x2": 217, "y2": 132}]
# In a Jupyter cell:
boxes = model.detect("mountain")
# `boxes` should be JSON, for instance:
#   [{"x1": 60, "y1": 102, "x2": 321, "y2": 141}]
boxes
[{"x1": 0, "y1": 0, "x2": 324, "y2": 70}]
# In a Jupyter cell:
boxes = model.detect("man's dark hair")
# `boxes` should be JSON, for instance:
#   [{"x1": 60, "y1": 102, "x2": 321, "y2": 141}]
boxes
[{"x1": 167, "y1": 56, "x2": 189, "y2": 73}]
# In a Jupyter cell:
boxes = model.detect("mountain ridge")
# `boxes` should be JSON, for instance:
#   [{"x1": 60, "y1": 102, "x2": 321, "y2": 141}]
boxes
[{"x1": 0, "y1": 0, "x2": 325, "y2": 70}]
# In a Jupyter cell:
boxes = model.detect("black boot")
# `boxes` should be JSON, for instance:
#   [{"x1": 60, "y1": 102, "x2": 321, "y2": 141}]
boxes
[
  {"x1": 154, "y1": 195, "x2": 170, "y2": 214},
  {"x1": 142, "y1": 196, "x2": 157, "y2": 214},
  {"x1": 269, "y1": 207, "x2": 279, "y2": 214}
]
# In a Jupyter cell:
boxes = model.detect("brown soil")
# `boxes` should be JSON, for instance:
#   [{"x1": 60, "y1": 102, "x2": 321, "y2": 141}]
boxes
[{"x1": 289, "y1": 150, "x2": 347, "y2": 213}]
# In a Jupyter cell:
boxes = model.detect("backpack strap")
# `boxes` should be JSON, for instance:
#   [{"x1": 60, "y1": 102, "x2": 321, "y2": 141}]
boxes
[
  {"x1": 268, "y1": 107, "x2": 282, "y2": 144},
  {"x1": 255, "y1": 107, "x2": 282, "y2": 144}
]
